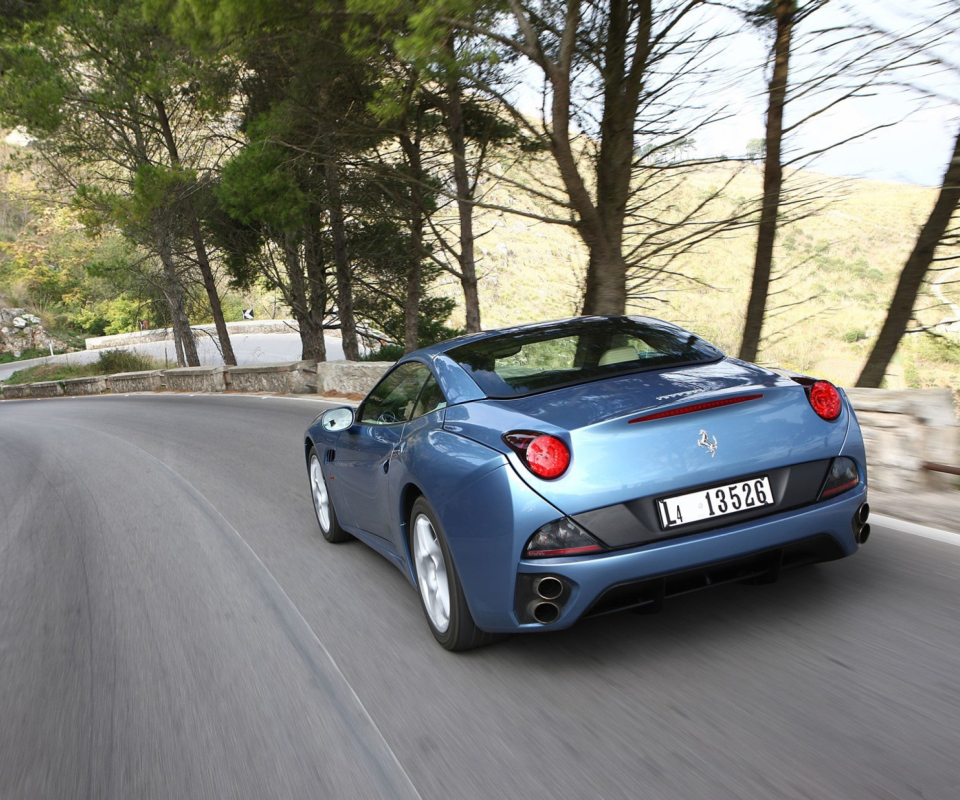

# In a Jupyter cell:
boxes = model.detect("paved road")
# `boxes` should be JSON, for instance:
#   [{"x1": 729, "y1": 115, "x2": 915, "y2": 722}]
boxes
[
  {"x1": 2, "y1": 395, "x2": 959, "y2": 799},
  {"x1": 0, "y1": 332, "x2": 345, "y2": 381}
]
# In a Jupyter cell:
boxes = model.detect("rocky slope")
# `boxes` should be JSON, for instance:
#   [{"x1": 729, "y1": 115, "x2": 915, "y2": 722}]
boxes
[{"x1": 0, "y1": 307, "x2": 66, "y2": 358}]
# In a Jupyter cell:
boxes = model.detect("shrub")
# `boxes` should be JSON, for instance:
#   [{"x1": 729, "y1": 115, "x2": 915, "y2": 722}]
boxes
[
  {"x1": 843, "y1": 329, "x2": 868, "y2": 343},
  {"x1": 95, "y1": 349, "x2": 158, "y2": 373},
  {"x1": 361, "y1": 343, "x2": 405, "y2": 362}
]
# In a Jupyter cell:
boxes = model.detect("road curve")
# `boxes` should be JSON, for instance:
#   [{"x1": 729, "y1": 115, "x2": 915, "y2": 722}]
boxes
[
  {"x1": 2, "y1": 395, "x2": 959, "y2": 800},
  {"x1": 0, "y1": 332, "x2": 346, "y2": 381}
]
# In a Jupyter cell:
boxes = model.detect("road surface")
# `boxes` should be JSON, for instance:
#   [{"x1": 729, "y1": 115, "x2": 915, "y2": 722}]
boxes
[
  {"x1": 0, "y1": 332, "x2": 344, "y2": 382},
  {"x1": 1, "y1": 395, "x2": 959, "y2": 799}
]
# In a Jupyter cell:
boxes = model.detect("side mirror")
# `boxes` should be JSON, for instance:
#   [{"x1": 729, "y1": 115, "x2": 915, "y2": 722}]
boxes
[{"x1": 320, "y1": 407, "x2": 355, "y2": 432}]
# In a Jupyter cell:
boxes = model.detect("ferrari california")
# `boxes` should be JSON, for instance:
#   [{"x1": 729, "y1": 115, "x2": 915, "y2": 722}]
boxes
[{"x1": 304, "y1": 315, "x2": 869, "y2": 650}]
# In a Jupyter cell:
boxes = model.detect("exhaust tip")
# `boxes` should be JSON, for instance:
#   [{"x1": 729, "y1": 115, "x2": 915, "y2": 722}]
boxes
[
  {"x1": 856, "y1": 523, "x2": 871, "y2": 545},
  {"x1": 532, "y1": 602, "x2": 561, "y2": 624},
  {"x1": 535, "y1": 576, "x2": 564, "y2": 600},
  {"x1": 857, "y1": 503, "x2": 871, "y2": 526}
]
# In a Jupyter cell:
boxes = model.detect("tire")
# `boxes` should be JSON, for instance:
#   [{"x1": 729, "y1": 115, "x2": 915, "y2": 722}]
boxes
[
  {"x1": 308, "y1": 448, "x2": 350, "y2": 543},
  {"x1": 409, "y1": 497, "x2": 499, "y2": 651}
]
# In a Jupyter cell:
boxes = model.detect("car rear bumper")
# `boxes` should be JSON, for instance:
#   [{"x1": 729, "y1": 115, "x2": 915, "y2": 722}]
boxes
[{"x1": 482, "y1": 485, "x2": 866, "y2": 633}]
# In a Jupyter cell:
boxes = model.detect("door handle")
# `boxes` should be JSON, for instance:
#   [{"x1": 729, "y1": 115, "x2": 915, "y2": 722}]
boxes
[{"x1": 382, "y1": 460, "x2": 390, "y2": 474}]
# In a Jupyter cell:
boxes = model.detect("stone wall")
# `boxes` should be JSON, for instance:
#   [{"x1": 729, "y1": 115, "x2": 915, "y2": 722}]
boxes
[
  {"x1": 109, "y1": 370, "x2": 164, "y2": 393},
  {"x1": 316, "y1": 361, "x2": 392, "y2": 398},
  {"x1": 29, "y1": 380, "x2": 64, "y2": 397},
  {"x1": 163, "y1": 366, "x2": 226, "y2": 393},
  {"x1": 1, "y1": 384, "x2": 30, "y2": 399},
  {"x1": 846, "y1": 388, "x2": 959, "y2": 492},
  {"x1": 63, "y1": 376, "x2": 107, "y2": 396},
  {"x1": 226, "y1": 361, "x2": 317, "y2": 394}
]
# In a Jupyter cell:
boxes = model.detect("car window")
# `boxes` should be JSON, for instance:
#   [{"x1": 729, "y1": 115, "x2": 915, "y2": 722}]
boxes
[
  {"x1": 411, "y1": 375, "x2": 447, "y2": 420},
  {"x1": 360, "y1": 362, "x2": 433, "y2": 426},
  {"x1": 446, "y1": 317, "x2": 722, "y2": 399}
]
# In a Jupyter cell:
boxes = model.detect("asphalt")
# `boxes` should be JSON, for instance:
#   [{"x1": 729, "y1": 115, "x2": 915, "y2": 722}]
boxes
[
  {"x1": 0, "y1": 332, "x2": 342, "y2": 381},
  {"x1": 2, "y1": 394, "x2": 959, "y2": 799}
]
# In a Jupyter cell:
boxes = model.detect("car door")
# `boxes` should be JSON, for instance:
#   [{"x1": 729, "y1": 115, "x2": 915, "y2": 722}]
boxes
[{"x1": 333, "y1": 362, "x2": 433, "y2": 539}]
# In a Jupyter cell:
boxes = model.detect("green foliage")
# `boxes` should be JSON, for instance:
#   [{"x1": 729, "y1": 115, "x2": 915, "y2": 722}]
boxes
[
  {"x1": 0, "y1": 347, "x2": 59, "y2": 363},
  {"x1": 72, "y1": 296, "x2": 143, "y2": 336},
  {"x1": 365, "y1": 294, "x2": 463, "y2": 350},
  {"x1": 914, "y1": 332, "x2": 960, "y2": 366},
  {"x1": 2, "y1": 348, "x2": 162, "y2": 384},
  {"x1": 0, "y1": 204, "x2": 149, "y2": 335},
  {"x1": 216, "y1": 139, "x2": 309, "y2": 232},
  {"x1": 361, "y1": 343, "x2": 405, "y2": 362},
  {"x1": 95, "y1": 348, "x2": 160, "y2": 373},
  {"x1": 842, "y1": 328, "x2": 867, "y2": 343}
]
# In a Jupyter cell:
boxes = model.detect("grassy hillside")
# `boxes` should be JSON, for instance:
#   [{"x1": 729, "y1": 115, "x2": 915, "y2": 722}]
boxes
[{"x1": 438, "y1": 162, "x2": 958, "y2": 390}]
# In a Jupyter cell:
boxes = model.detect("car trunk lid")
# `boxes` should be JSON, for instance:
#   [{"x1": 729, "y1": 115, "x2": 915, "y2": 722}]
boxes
[{"x1": 443, "y1": 358, "x2": 849, "y2": 517}]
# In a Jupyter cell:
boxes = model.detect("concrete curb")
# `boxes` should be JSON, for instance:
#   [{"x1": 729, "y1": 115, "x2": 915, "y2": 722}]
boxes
[{"x1": 872, "y1": 513, "x2": 960, "y2": 545}]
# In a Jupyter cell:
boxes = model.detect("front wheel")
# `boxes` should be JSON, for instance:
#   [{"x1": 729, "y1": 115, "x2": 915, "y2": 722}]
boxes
[
  {"x1": 410, "y1": 497, "x2": 498, "y2": 651},
  {"x1": 308, "y1": 448, "x2": 350, "y2": 543}
]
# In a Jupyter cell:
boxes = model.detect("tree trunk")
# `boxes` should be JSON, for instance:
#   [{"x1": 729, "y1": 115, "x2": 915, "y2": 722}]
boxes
[
  {"x1": 398, "y1": 129, "x2": 426, "y2": 352},
  {"x1": 446, "y1": 37, "x2": 482, "y2": 332},
  {"x1": 738, "y1": 0, "x2": 794, "y2": 363},
  {"x1": 303, "y1": 227, "x2": 328, "y2": 362},
  {"x1": 153, "y1": 96, "x2": 237, "y2": 366},
  {"x1": 188, "y1": 215, "x2": 237, "y2": 366},
  {"x1": 173, "y1": 326, "x2": 186, "y2": 368},
  {"x1": 580, "y1": 239, "x2": 629, "y2": 315},
  {"x1": 281, "y1": 232, "x2": 319, "y2": 361},
  {"x1": 536, "y1": 0, "x2": 635, "y2": 316},
  {"x1": 857, "y1": 123, "x2": 960, "y2": 387},
  {"x1": 323, "y1": 158, "x2": 360, "y2": 360},
  {"x1": 158, "y1": 234, "x2": 199, "y2": 367}
]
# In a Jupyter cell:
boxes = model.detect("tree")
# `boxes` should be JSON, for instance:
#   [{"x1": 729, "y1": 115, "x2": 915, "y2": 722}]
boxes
[
  {"x1": 857, "y1": 122, "x2": 960, "y2": 387},
  {"x1": 394, "y1": 0, "x2": 749, "y2": 316},
  {"x1": 0, "y1": 0, "x2": 239, "y2": 364},
  {"x1": 736, "y1": 0, "x2": 951, "y2": 362},
  {"x1": 211, "y1": 132, "x2": 335, "y2": 361},
  {"x1": 738, "y1": 0, "x2": 803, "y2": 364},
  {"x1": 158, "y1": 0, "x2": 399, "y2": 359}
]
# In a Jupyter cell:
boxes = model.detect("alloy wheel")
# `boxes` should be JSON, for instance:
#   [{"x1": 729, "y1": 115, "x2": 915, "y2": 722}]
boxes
[{"x1": 413, "y1": 514, "x2": 450, "y2": 633}]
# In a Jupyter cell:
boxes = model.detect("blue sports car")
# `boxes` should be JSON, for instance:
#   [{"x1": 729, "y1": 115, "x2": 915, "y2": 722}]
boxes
[{"x1": 304, "y1": 316, "x2": 869, "y2": 650}]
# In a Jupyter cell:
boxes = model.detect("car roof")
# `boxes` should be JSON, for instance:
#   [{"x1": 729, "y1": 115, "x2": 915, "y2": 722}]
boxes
[
  {"x1": 411, "y1": 314, "x2": 679, "y2": 359},
  {"x1": 399, "y1": 315, "x2": 695, "y2": 405}
]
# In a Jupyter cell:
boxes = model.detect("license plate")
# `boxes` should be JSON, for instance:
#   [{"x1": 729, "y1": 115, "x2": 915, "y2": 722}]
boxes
[{"x1": 658, "y1": 476, "x2": 774, "y2": 529}]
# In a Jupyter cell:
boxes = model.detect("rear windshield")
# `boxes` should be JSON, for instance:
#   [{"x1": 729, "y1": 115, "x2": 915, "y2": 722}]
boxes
[{"x1": 446, "y1": 317, "x2": 722, "y2": 399}]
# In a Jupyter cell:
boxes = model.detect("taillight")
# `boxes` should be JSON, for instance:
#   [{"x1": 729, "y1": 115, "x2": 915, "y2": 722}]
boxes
[
  {"x1": 808, "y1": 381, "x2": 842, "y2": 421},
  {"x1": 503, "y1": 432, "x2": 570, "y2": 479},
  {"x1": 524, "y1": 518, "x2": 603, "y2": 557},
  {"x1": 819, "y1": 457, "x2": 859, "y2": 499}
]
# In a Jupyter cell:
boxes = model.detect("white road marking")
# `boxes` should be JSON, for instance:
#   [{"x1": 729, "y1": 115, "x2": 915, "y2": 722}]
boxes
[{"x1": 873, "y1": 513, "x2": 960, "y2": 546}]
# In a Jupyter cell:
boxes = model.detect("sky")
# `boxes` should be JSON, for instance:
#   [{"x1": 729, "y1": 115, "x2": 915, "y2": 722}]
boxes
[
  {"x1": 507, "y1": 0, "x2": 959, "y2": 188},
  {"x1": 694, "y1": 0, "x2": 959, "y2": 187}
]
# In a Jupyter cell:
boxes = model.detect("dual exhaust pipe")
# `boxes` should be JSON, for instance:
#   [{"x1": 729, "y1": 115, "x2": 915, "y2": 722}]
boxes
[
  {"x1": 855, "y1": 502, "x2": 871, "y2": 544},
  {"x1": 531, "y1": 576, "x2": 564, "y2": 624}
]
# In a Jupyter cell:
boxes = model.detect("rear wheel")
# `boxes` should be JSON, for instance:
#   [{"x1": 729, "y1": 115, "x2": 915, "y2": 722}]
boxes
[
  {"x1": 410, "y1": 497, "x2": 498, "y2": 651},
  {"x1": 309, "y1": 448, "x2": 350, "y2": 543}
]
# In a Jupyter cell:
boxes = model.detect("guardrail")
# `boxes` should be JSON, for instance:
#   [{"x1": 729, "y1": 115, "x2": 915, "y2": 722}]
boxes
[
  {"x1": 923, "y1": 461, "x2": 960, "y2": 476},
  {"x1": 1, "y1": 360, "x2": 393, "y2": 401}
]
